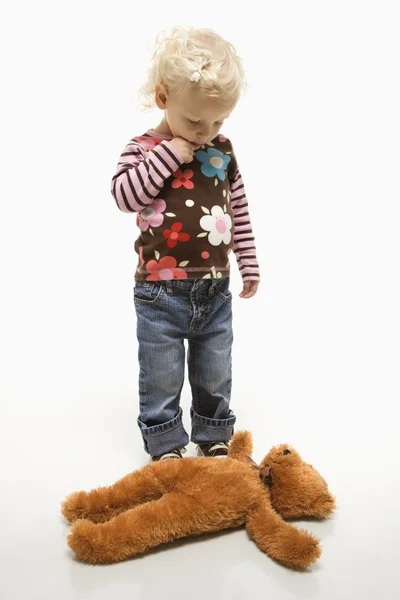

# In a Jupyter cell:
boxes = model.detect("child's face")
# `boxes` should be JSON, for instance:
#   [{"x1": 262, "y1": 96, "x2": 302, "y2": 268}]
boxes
[{"x1": 155, "y1": 85, "x2": 234, "y2": 146}]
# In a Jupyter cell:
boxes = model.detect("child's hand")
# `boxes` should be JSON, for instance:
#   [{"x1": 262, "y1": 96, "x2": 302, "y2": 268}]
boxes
[
  {"x1": 169, "y1": 137, "x2": 198, "y2": 163},
  {"x1": 239, "y1": 280, "x2": 259, "y2": 299}
]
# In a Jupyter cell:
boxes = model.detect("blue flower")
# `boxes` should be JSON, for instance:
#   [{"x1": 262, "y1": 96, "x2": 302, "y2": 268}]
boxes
[{"x1": 195, "y1": 148, "x2": 231, "y2": 181}]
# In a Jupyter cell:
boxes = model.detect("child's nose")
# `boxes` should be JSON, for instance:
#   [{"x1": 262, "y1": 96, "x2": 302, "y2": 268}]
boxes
[{"x1": 197, "y1": 128, "x2": 211, "y2": 141}]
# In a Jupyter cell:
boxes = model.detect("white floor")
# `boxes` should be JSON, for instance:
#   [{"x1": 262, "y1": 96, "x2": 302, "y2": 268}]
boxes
[{"x1": 2, "y1": 364, "x2": 399, "y2": 600}]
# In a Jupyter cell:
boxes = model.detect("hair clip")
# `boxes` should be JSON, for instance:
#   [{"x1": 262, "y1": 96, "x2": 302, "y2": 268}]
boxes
[{"x1": 190, "y1": 70, "x2": 202, "y2": 82}]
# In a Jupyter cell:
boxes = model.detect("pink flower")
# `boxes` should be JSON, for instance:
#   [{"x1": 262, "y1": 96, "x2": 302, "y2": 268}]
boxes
[
  {"x1": 162, "y1": 222, "x2": 191, "y2": 248},
  {"x1": 171, "y1": 169, "x2": 194, "y2": 189},
  {"x1": 146, "y1": 256, "x2": 188, "y2": 280},
  {"x1": 135, "y1": 136, "x2": 163, "y2": 152},
  {"x1": 138, "y1": 199, "x2": 166, "y2": 232}
]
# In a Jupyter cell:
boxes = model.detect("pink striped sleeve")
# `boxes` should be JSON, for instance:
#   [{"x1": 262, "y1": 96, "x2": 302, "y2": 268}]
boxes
[
  {"x1": 230, "y1": 167, "x2": 261, "y2": 282},
  {"x1": 111, "y1": 139, "x2": 184, "y2": 213}
]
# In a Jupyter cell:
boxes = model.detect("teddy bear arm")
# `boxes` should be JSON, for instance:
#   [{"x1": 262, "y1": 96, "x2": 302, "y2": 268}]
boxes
[
  {"x1": 245, "y1": 501, "x2": 322, "y2": 570},
  {"x1": 228, "y1": 430, "x2": 253, "y2": 462}
]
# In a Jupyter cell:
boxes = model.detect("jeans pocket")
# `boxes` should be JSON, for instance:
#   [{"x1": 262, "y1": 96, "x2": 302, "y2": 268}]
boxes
[
  {"x1": 215, "y1": 277, "x2": 232, "y2": 301},
  {"x1": 133, "y1": 281, "x2": 164, "y2": 304}
]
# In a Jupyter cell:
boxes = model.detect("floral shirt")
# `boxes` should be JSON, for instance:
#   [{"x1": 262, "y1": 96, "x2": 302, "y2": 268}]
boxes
[{"x1": 111, "y1": 129, "x2": 260, "y2": 282}]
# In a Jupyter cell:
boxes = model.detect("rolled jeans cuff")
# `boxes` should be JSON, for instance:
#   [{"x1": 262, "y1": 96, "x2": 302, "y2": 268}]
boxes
[
  {"x1": 190, "y1": 407, "x2": 236, "y2": 444},
  {"x1": 137, "y1": 407, "x2": 190, "y2": 456}
]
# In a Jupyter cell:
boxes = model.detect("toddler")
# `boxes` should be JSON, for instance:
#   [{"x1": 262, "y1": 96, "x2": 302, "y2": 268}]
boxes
[{"x1": 111, "y1": 26, "x2": 260, "y2": 462}]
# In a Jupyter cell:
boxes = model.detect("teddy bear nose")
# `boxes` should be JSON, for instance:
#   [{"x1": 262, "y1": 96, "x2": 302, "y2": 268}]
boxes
[{"x1": 283, "y1": 449, "x2": 291, "y2": 455}]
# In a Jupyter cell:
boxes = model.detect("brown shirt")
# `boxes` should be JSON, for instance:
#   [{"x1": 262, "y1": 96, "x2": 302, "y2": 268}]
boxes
[{"x1": 111, "y1": 129, "x2": 260, "y2": 282}]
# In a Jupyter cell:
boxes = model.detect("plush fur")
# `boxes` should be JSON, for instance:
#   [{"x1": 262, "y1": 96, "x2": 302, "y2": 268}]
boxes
[{"x1": 61, "y1": 431, "x2": 336, "y2": 570}]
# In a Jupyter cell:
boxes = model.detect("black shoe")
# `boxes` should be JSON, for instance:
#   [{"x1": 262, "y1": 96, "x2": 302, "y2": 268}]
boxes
[
  {"x1": 197, "y1": 441, "x2": 229, "y2": 458},
  {"x1": 151, "y1": 447, "x2": 186, "y2": 462}
]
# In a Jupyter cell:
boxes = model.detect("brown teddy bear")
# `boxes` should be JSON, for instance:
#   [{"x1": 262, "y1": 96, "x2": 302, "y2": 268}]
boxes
[{"x1": 61, "y1": 431, "x2": 336, "y2": 570}]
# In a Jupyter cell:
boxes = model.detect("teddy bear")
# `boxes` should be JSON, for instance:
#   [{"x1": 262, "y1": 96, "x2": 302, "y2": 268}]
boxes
[{"x1": 61, "y1": 430, "x2": 336, "y2": 570}]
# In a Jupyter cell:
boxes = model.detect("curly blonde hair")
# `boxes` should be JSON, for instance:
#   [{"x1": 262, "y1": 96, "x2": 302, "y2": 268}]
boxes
[{"x1": 138, "y1": 26, "x2": 248, "y2": 111}]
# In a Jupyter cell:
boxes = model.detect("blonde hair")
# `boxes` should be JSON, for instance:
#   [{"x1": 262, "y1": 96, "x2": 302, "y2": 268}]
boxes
[{"x1": 138, "y1": 26, "x2": 248, "y2": 111}]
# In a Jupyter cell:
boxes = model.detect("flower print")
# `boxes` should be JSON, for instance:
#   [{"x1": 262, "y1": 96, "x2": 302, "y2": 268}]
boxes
[
  {"x1": 146, "y1": 256, "x2": 188, "y2": 280},
  {"x1": 218, "y1": 135, "x2": 228, "y2": 143},
  {"x1": 135, "y1": 136, "x2": 163, "y2": 152},
  {"x1": 171, "y1": 169, "x2": 194, "y2": 189},
  {"x1": 199, "y1": 205, "x2": 232, "y2": 246},
  {"x1": 137, "y1": 199, "x2": 166, "y2": 232},
  {"x1": 211, "y1": 266, "x2": 223, "y2": 278},
  {"x1": 203, "y1": 267, "x2": 223, "y2": 279},
  {"x1": 162, "y1": 222, "x2": 191, "y2": 248},
  {"x1": 195, "y1": 148, "x2": 231, "y2": 181},
  {"x1": 138, "y1": 245, "x2": 145, "y2": 266}
]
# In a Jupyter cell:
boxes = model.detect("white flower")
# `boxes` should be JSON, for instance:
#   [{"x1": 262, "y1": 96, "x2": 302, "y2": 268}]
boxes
[{"x1": 200, "y1": 205, "x2": 232, "y2": 246}]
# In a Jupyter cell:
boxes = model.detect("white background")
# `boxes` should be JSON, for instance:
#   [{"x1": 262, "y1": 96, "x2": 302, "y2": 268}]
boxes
[{"x1": 1, "y1": 1, "x2": 399, "y2": 599}]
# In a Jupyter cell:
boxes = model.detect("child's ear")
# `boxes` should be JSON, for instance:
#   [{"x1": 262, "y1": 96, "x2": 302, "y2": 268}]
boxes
[{"x1": 155, "y1": 83, "x2": 168, "y2": 109}]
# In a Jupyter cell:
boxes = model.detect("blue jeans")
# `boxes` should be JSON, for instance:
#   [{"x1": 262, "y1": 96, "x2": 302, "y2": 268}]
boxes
[{"x1": 133, "y1": 276, "x2": 236, "y2": 456}]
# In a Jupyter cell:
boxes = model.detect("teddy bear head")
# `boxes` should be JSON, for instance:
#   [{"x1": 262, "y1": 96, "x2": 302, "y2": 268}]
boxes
[
  {"x1": 261, "y1": 444, "x2": 303, "y2": 469},
  {"x1": 254, "y1": 444, "x2": 303, "y2": 485}
]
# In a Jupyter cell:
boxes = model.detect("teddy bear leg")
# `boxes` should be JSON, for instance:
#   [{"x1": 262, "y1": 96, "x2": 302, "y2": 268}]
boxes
[
  {"x1": 61, "y1": 467, "x2": 164, "y2": 524},
  {"x1": 68, "y1": 493, "x2": 199, "y2": 564},
  {"x1": 246, "y1": 502, "x2": 321, "y2": 570}
]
